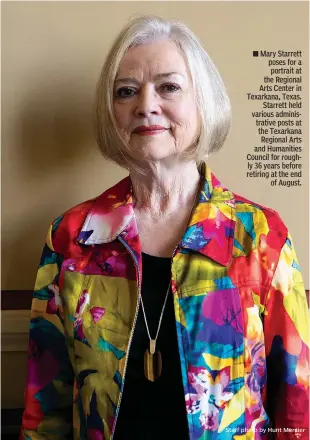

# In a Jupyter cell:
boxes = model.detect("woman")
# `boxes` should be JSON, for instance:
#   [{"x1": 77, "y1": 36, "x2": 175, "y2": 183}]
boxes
[{"x1": 21, "y1": 15, "x2": 309, "y2": 440}]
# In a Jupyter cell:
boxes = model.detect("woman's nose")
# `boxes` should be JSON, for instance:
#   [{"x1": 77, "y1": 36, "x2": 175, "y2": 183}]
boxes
[{"x1": 134, "y1": 86, "x2": 162, "y2": 117}]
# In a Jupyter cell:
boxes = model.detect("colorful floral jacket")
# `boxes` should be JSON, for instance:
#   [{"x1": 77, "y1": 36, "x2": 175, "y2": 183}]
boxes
[{"x1": 21, "y1": 164, "x2": 309, "y2": 440}]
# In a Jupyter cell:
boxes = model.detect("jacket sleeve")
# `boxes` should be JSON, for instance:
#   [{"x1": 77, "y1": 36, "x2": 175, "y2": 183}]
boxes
[
  {"x1": 264, "y1": 232, "x2": 309, "y2": 439},
  {"x1": 20, "y1": 221, "x2": 74, "y2": 439}
]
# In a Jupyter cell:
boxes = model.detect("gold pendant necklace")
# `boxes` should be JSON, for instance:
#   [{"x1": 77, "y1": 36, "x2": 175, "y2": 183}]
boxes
[
  {"x1": 142, "y1": 279, "x2": 171, "y2": 382},
  {"x1": 137, "y1": 172, "x2": 203, "y2": 382}
]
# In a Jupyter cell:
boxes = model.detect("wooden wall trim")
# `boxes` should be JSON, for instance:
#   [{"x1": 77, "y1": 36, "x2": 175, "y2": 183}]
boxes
[
  {"x1": 1, "y1": 290, "x2": 33, "y2": 310},
  {"x1": 2, "y1": 310, "x2": 31, "y2": 332},
  {"x1": 1, "y1": 310, "x2": 30, "y2": 352}
]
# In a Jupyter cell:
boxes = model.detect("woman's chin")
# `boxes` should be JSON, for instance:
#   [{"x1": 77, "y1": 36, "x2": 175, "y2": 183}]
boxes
[{"x1": 129, "y1": 142, "x2": 176, "y2": 162}]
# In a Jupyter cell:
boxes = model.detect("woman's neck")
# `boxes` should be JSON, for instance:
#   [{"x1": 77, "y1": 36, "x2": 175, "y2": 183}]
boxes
[{"x1": 130, "y1": 160, "x2": 201, "y2": 220}]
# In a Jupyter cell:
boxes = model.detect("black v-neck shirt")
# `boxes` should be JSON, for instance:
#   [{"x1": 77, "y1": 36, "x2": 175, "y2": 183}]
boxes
[{"x1": 113, "y1": 252, "x2": 189, "y2": 439}]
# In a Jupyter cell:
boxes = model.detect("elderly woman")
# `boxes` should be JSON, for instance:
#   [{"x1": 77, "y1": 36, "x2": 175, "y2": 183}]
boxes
[{"x1": 21, "y1": 14, "x2": 309, "y2": 440}]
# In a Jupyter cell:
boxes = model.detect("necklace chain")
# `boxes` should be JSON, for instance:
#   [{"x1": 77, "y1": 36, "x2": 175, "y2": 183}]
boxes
[
  {"x1": 138, "y1": 174, "x2": 203, "y2": 351},
  {"x1": 140, "y1": 279, "x2": 171, "y2": 342}
]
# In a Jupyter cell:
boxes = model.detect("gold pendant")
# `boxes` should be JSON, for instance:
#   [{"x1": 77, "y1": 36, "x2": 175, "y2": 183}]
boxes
[{"x1": 144, "y1": 339, "x2": 162, "y2": 382}]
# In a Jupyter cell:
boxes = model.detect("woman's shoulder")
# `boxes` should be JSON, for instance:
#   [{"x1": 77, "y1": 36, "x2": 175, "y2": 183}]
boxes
[
  {"x1": 48, "y1": 196, "x2": 96, "y2": 255},
  {"x1": 232, "y1": 191, "x2": 289, "y2": 249},
  {"x1": 48, "y1": 176, "x2": 131, "y2": 253},
  {"x1": 233, "y1": 191, "x2": 286, "y2": 222},
  {"x1": 210, "y1": 168, "x2": 288, "y2": 242}
]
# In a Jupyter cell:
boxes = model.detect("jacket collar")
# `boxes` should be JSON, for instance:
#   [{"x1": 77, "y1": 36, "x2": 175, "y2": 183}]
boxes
[{"x1": 77, "y1": 163, "x2": 236, "y2": 266}]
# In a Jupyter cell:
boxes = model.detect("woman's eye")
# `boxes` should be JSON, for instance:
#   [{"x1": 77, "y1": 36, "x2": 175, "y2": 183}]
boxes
[
  {"x1": 116, "y1": 87, "x2": 135, "y2": 98},
  {"x1": 161, "y1": 83, "x2": 180, "y2": 93}
]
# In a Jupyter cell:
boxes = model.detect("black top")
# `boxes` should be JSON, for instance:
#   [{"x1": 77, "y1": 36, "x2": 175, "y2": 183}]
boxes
[{"x1": 113, "y1": 252, "x2": 189, "y2": 439}]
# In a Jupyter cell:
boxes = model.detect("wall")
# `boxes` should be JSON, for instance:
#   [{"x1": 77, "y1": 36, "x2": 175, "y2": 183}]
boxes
[{"x1": 1, "y1": 0, "x2": 309, "y2": 413}]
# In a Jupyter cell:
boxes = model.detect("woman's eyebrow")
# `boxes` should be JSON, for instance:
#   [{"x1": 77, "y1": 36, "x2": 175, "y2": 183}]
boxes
[
  {"x1": 114, "y1": 77, "x2": 140, "y2": 85},
  {"x1": 114, "y1": 72, "x2": 183, "y2": 85},
  {"x1": 154, "y1": 72, "x2": 182, "y2": 79}
]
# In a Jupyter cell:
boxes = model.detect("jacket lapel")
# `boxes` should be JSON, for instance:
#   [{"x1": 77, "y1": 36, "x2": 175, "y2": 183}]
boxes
[
  {"x1": 77, "y1": 176, "x2": 135, "y2": 245},
  {"x1": 181, "y1": 164, "x2": 236, "y2": 266}
]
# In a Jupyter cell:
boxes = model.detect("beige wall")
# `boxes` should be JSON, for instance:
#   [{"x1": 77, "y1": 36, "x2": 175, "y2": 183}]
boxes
[{"x1": 2, "y1": 1, "x2": 309, "y2": 290}]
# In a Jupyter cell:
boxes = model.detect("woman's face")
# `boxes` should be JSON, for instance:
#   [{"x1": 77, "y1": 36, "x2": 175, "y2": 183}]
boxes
[{"x1": 113, "y1": 39, "x2": 200, "y2": 163}]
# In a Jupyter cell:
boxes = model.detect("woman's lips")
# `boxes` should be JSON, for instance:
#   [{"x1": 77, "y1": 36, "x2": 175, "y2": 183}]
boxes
[{"x1": 133, "y1": 125, "x2": 168, "y2": 136}]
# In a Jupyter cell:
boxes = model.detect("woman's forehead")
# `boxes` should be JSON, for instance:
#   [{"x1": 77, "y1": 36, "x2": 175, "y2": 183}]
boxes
[{"x1": 116, "y1": 41, "x2": 188, "y2": 79}]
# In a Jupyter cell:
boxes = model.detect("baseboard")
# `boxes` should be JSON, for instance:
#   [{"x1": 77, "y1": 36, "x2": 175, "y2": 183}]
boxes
[{"x1": 1, "y1": 310, "x2": 30, "y2": 352}]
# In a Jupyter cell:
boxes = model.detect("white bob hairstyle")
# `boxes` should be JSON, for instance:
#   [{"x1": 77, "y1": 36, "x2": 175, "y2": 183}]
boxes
[{"x1": 94, "y1": 14, "x2": 232, "y2": 171}]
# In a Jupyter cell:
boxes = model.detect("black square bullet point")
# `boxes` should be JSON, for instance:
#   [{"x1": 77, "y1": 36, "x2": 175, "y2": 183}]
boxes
[{"x1": 253, "y1": 51, "x2": 259, "y2": 57}]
